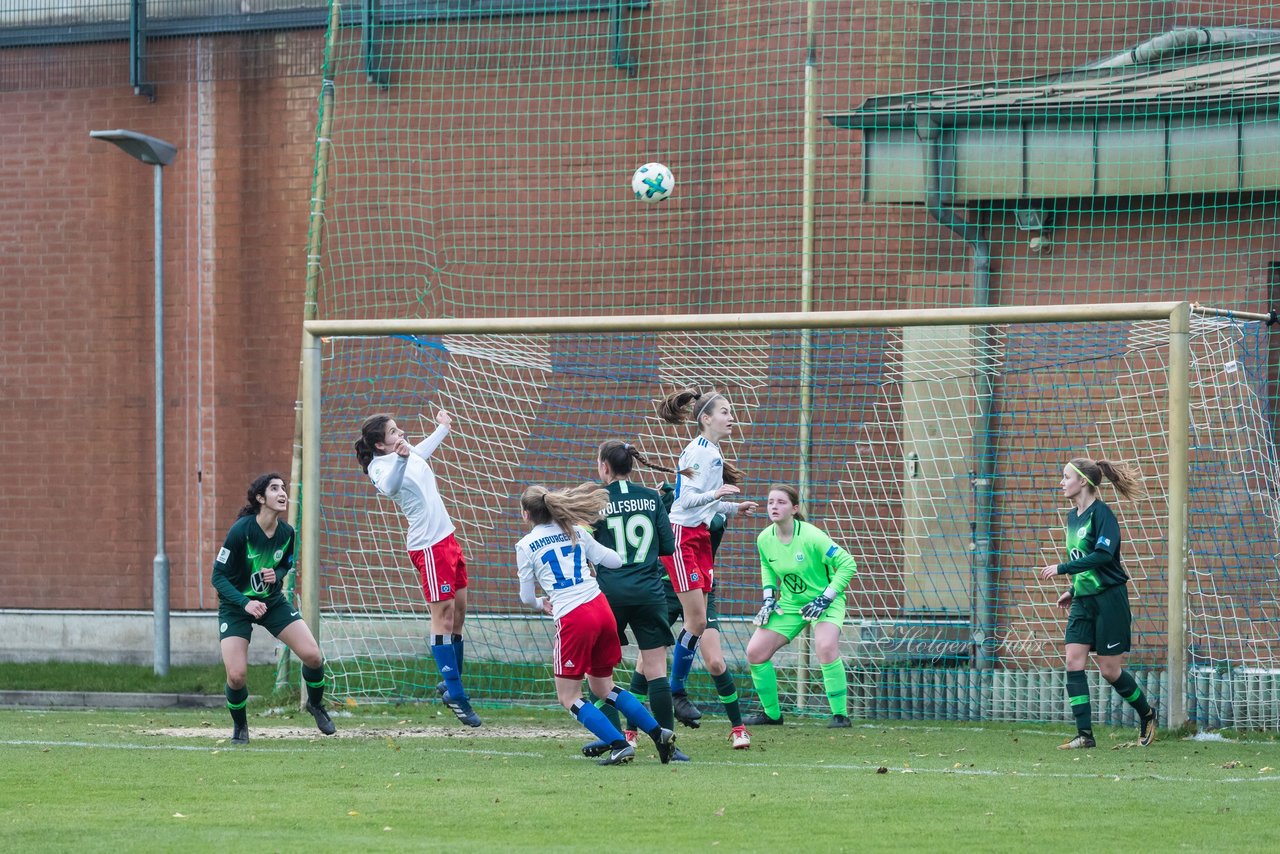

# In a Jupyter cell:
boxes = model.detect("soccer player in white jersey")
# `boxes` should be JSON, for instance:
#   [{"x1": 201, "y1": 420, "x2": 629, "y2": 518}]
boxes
[
  {"x1": 657, "y1": 388, "x2": 758, "y2": 748},
  {"x1": 355, "y1": 410, "x2": 479, "y2": 727},
  {"x1": 516, "y1": 483, "x2": 676, "y2": 766}
]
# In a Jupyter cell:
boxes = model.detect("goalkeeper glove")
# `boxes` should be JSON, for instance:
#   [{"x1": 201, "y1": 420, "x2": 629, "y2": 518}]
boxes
[
  {"x1": 752, "y1": 590, "x2": 780, "y2": 626},
  {"x1": 801, "y1": 593, "x2": 834, "y2": 621}
]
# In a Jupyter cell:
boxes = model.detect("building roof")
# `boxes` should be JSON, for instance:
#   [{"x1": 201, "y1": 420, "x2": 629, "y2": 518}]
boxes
[{"x1": 829, "y1": 35, "x2": 1280, "y2": 130}]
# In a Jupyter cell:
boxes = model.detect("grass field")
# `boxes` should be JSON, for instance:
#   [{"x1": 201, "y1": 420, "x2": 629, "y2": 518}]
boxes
[{"x1": 3, "y1": 701, "x2": 1279, "y2": 852}]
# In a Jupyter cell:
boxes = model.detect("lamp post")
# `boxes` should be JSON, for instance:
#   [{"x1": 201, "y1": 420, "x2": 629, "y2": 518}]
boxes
[{"x1": 89, "y1": 129, "x2": 177, "y2": 676}]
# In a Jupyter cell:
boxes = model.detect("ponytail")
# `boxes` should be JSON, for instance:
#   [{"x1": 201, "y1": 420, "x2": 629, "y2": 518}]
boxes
[
  {"x1": 654, "y1": 387, "x2": 745, "y2": 484},
  {"x1": 1068, "y1": 456, "x2": 1144, "y2": 501},
  {"x1": 355, "y1": 413, "x2": 393, "y2": 473},
  {"x1": 599, "y1": 439, "x2": 682, "y2": 478},
  {"x1": 521, "y1": 482, "x2": 609, "y2": 540}
]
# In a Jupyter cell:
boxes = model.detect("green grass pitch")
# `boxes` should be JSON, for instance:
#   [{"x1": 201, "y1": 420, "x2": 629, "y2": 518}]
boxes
[{"x1": 2, "y1": 706, "x2": 1278, "y2": 851}]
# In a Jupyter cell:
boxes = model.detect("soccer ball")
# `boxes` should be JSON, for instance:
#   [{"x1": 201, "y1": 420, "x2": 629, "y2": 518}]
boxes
[{"x1": 632, "y1": 162, "x2": 675, "y2": 203}]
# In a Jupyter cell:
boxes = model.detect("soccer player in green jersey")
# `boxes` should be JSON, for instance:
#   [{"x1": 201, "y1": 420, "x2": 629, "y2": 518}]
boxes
[
  {"x1": 1039, "y1": 456, "x2": 1156, "y2": 749},
  {"x1": 743, "y1": 485, "x2": 859, "y2": 728},
  {"x1": 212, "y1": 473, "x2": 335, "y2": 744},
  {"x1": 581, "y1": 440, "x2": 685, "y2": 759}
]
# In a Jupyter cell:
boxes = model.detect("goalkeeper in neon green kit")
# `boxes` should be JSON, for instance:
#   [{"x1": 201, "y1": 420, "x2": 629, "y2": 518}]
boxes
[{"x1": 743, "y1": 484, "x2": 859, "y2": 728}]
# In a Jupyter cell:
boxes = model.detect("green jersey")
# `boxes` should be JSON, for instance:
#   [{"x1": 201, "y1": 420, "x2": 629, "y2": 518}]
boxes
[
  {"x1": 592, "y1": 480, "x2": 676, "y2": 606},
  {"x1": 756, "y1": 520, "x2": 858, "y2": 613},
  {"x1": 1057, "y1": 499, "x2": 1127, "y2": 597},
  {"x1": 212, "y1": 515, "x2": 295, "y2": 608}
]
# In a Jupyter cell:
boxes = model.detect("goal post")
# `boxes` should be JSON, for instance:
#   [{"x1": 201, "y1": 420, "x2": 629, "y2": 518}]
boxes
[{"x1": 297, "y1": 301, "x2": 1280, "y2": 730}]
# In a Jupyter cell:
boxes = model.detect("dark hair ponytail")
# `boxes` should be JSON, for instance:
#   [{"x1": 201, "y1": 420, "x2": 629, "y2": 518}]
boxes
[
  {"x1": 355, "y1": 413, "x2": 393, "y2": 473},
  {"x1": 599, "y1": 440, "x2": 681, "y2": 478},
  {"x1": 239, "y1": 472, "x2": 284, "y2": 518},
  {"x1": 654, "y1": 388, "x2": 744, "y2": 484}
]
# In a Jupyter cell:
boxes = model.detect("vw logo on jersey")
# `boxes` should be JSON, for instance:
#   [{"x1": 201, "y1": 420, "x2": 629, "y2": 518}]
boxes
[
  {"x1": 794, "y1": 552, "x2": 805, "y2": 562},
  {"x1": 274, "y1": 549, "x2": 284, "y2": 562},
  {"x1": 441, "y1": 583, "x2": 452, "y2": 594},
  {"x1": 782, "y1": 574, "x2": 808, "y2": 594},
  {"x1": 1077, "y1": 526, "x2": 1089, "y2": 538}
]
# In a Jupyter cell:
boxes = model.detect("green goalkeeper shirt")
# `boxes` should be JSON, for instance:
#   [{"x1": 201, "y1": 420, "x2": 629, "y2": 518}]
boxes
[
  {"x1": 211, "y1": 515, "x2": 295, "y2": 608},
  {"x1": 756, "y1": 520, "x2": 858, "y2": 613}
]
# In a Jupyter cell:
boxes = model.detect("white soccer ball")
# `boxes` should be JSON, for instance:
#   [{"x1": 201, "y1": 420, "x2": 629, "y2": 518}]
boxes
[{"x1": 631, "y1": 162, "x2": 675, "y2": 203}]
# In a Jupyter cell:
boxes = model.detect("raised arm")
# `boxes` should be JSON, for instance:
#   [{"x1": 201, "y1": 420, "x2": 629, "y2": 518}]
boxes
[{"x1": 412, "y1": 412, "x2": 452, "y2": 460}]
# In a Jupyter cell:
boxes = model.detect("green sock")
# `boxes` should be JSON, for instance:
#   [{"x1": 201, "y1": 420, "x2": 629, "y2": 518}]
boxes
[
  {"x1": 647, "y1": 675, "x2": 674, "y2": 731},
  {"x1": 630, "y1": 670, "x2": 648, "y2": 698},
  {"x1": 225, "y1": 683, "x2": 249, "y2": 728},
  {"x1": 593, "y1": 693, "x2": 622, "y2": 730},
  {"x1": 1066, "y1": 670, "x2": 1092, "y2": 736},
  {"x1": 713, "y1": 670, "x2": 743, "y2": 727},
  {"x1": 749, "y1": 661, "x2": 781, "y2": 719},
  {"x1": 821, "y1": 660, "x2": 848, "y2": 717},
  {"x1": 302, "y1": 663, "x2": 326, "y2": 707},
  {"x1": 1109, "y1": 670, "x2": 1152, "y2": 717}
]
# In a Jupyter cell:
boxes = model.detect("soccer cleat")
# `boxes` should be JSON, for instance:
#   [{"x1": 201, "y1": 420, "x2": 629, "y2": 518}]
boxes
[
  {"x1": 305, "y1": 702, "x2": 337, "y2": 735},
  {"x1": 231, "y1": 724, "x2": 249, "y2": 745},
  {"x1": 624, "y1": 729, "x2": 638, "y2": 749},
  {"x1": 673, "y1": 692, "x2": 703, "y2": 729},
  {"x1": 581, "y1": 739, "x2": 610, "y2": 758},
  {"x1": 441, "y1": 692, "x2": 482, "y2": 727},
  {"x1": 1139, "y1": 711, "x2": 1157, "y2": 746},
  {"x1": 651, "y1": 727, "x2": 676, "y2": 764},
  {"x1": 1058, "y1": 733, "x2": 1097, "y2": 750},
  {"x1": 827, "y1": 714, "x2": 852, "y2": 728},
  {"x1": 743, "y1": 710, "x2": 784, "y2": 726},
  {"x1": 435, "y1": 681, "x2": 447, "y2": 698},
  {"x1": 731, "y1": 725, "x2": 752, "y2": 749},
  {"x1": 671, "y1": 747, "x2": 692, "y2": 762},
  {"x1": 598, "y1": 743, "x2": 636, "y2": 766}
]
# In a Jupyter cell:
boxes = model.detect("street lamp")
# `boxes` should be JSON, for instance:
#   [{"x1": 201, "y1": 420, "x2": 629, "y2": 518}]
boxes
[{"x1": 90, "y1": 129, "x2": 177, "y2": 676}]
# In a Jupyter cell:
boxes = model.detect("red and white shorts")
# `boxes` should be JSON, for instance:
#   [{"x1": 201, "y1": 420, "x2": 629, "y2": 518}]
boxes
[
  {"x1": 408, "y1": 533, "x2": 468, "y2": 603},
  {"x1": 553, "y1": 593, "x2": 622, "y2": 679},
  {"x1": 660, "y1": 523, "x2": 714, "y2": 594}
]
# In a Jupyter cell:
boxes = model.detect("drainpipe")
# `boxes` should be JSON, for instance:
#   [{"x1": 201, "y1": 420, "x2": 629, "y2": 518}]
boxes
[{"x1": 917, "y1": 118, "x2": 997, "y2": 672}]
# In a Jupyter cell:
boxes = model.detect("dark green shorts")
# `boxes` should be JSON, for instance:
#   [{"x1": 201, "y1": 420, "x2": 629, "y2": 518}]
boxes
[
  {"x1": 611, "y1": 599, "x2": 676, "y2": 650},
  {"x1": 218, "y1": 596, "x2": 302, "y2": 642},
  {"x1": 665, "y1": 582, "x2": 721, "y2": 633},
  {"x1": 1064, "y1": 583, "x2": 1131, "y2": 654}
]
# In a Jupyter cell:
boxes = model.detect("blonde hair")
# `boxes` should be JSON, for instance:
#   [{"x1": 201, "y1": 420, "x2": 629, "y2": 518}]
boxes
[
  {"x1": 1068, "y1": 457, "x2": 1144, "y2": 501},
  {"x1": 655, "y1": 387, "x2": 744, "y2": 486},
  {"x1": 521, "y1": 483, "x2": 609, "y2": 541}
]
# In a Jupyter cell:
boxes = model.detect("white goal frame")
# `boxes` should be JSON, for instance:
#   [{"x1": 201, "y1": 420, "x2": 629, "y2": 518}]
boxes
[{"x1": 300, "y1": 301, "x2": 1193, "y2": 725}]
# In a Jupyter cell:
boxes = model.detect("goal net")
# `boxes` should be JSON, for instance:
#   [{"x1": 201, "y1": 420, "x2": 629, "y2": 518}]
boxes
[{"x1": 301, "y1": 304, "x2": 1280, "y2": 730}]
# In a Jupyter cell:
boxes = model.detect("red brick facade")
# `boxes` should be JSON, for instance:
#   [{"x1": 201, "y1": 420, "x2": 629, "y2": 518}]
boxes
[{"x1": 0, "y1": 2, "x2": 1276, "y2": 610}]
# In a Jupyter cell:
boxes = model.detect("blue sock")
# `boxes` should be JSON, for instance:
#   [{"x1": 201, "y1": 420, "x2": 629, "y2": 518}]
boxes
[
  {"x1": 671, "y1": 630, "x2": 699, "y2": 694},
  {"x1": 430, "y1": 641, "x2": 466, "y2": 699},
  {"x1": 607, "y1": 688, "x2": 660, "y2": 735},
  {"x1": 572, "y1": 699, "x2": 626, "y2": 744}
]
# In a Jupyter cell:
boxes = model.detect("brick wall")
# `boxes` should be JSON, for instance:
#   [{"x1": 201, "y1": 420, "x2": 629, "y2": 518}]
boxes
[{"x1": 0, "y1": 2, "x2": 1275, "y2": 611}]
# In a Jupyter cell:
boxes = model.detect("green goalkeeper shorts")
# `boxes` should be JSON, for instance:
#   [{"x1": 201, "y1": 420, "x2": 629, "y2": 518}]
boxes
[{"x1": 762, "y1": 600, "x2": 847, "y2": 642}]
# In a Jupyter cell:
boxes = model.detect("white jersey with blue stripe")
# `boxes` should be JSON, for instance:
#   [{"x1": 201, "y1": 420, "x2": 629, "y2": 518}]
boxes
[
  {"x1": 516, "y1": 523, "x2": 622, "y2": 619},
  {"x1": 668, "y1": 436, "x2": 739, "y2": 528}
]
